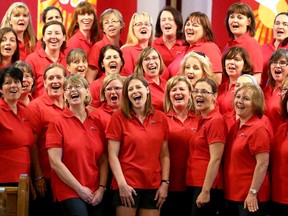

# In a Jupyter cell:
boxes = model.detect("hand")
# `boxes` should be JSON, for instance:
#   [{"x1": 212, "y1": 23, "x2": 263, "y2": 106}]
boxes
[
  {"x1": 118, "y1": 183, "x2": 137, "y2": 207},
  {"x1": 244, "y1": 193, "x2": 259, "y2": 212},
  {"x1": 76, "y1": 186, "x2": 94, "y2": 203},
  {"x1": 91, "y1": 187, "x2": 105, "y2": 206},
  {"x1": 196, "y1": 190, "x2": 210, "y2": 208},
  {"x1": 155, "y1": 183, "x2": 168, "y2": 209},
  {"x1": 34, "y1": 177, "x2": 46, "y2": 198}
]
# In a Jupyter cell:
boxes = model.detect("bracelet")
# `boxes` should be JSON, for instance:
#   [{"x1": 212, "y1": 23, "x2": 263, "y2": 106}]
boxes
[
  {"x1": 34, "y1": 175, "x2": 44, "y2": 181},
  {"x1": 99, "y1": 184, "x2": 106, "y2": 190},
  {"x1": 161, "y1": 180, "x2": 170, "y2": 185}
]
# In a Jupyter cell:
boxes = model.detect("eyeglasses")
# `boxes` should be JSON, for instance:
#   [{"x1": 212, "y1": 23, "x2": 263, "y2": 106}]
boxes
[
  {"x1": 271, "y1": 61, "x2": 288, "y2": 67},
  {"x1": 103, "y1": 20, "x2": 119, "y2": 25},
  {"x1": 134, "y1": 22, "x2": 152, "y2": 27},
  {"x1": 105, "y1": 86, "x2": 122, "y2": 92},
  {"x1": 143, "y1": 56, "x2": 159, "y2": 62},
  {"x1": 65, "y1": 85, "x2": 83, "y2": 91},
  {"x1": 191, "y1": 89, "x2": 214, "y2": 95}
]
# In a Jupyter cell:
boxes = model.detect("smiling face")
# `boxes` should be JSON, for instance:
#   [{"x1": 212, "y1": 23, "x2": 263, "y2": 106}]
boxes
[
  {"x1": 128, "y1": 78, "x2": 150, "y2": 111},
  {"x1": 183, "y1": 57, "x2": 204, "y2": 87},
  {"x1": 184, "y1": 17, "x2": 204, "y2": 44},
  {"x1": 225, "y1": 53, "x2": 245, "y2": 79},
  {"x1": 64, "y1": 82, "x2": 88, "y2": 107},
  {"x1": 133, "y1": 17, "x2": 152, "y2": 43},
  {"x1": 169, "y1": 80, "x2": 191, "y2": 111},
  {"x1": 160, "y1": 10, "x2": 177, "y2": 38},
  {"x1": 142, "y1": 50, "x2": 161, "y2": 79},
  {"x1": 77, "y1": 12, "x2": 94, "y2": 32},
  {"x1": 21, "y1": 71, "x2": 33, "y2": 95},
  {"x1": 273, "y1": 14, "x2": 288, "y2": 43},
  {"x1": 43, "y1": 24, "x2": 65, "y2": 51},
  {"x1": 67, "y1": 57, "x2": 88, "y2": 77},
  {"x1": 9, "y1": 7, "x2": 29, "y2": 34},
  {"x1": 234, "y1": 88, "x2": 254, "y2": 121},
  {"x1": 0, "y1": 75, "x2": 22, "y2": 103},
  {"x1": 102, "y1": 48, "x2": 122, "y2": 75},
  {"x1": 102, "y1": 12, "x2": 122, "y2": 38},
  {"x1": 104, "y1": 79, "x2": 123, "y2": 109},
  {"x1": 0, "y1": 31, "x2": 17, "y2": 59},
  {"x1": 270, "y1": 57, "x2": 288, "y2": 86},
  {"x1": 228, "y1": 13, "x2": 251, "y2": 39},
  {"x1": 44, "y1": 66, "x2": 64, "y2": 99}
]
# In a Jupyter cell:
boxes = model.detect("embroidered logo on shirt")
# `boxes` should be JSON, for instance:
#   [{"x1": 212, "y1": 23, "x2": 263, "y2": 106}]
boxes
[
  {"x1": 239, "y1": 132, "x2": 247, "y2": 138},
  {"x1": 150, "y1": 120, "x2": 163, "y2": 125}
]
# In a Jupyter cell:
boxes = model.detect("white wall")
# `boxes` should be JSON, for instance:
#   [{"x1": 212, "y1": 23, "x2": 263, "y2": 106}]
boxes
[{"x1": 137, "y1": 0, "x2": 166, "y2": 26}]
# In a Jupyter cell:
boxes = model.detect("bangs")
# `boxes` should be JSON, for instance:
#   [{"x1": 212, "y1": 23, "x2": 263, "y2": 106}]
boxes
[
  {"x1": 134, "y1": 13, "x2": 151, "y2": 24},
  {"x1": 76, "y1": 4, "x2": 95, "y2": 15},
  {"x1": 228, "y1": 5, "x2": 250, "y2": 16},
  {"x1": 12, "y1": 6, "x2": 29, "y2": 16},
  {"x1": 70, "y1": 52, "x2": 87, "y2": 63},
  {"x1": 189, "y1": 16, "x2": 201, "y2": 24}
]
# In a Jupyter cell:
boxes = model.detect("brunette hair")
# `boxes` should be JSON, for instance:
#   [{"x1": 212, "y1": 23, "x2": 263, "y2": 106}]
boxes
[{"x1": 0, "y1": 27, "x2": 19, "y2": 65}]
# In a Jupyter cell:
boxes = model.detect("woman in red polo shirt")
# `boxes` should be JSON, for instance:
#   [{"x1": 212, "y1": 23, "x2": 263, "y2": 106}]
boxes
[
  {"x1": 66, "y1": 1, "x2": 99, "y2": 56},
  {"x1": 47, "y1": 74, "x2": 108, "y2": 216},
  {"x1": 0, "y1": 27, "x2": 19, "y2": 69},
  {"x1": 223, "y1": 2, "x2": 263, "y2": 84},
  {"x1": 270, "y1": 90, "x2": 288, "y2": 216},
  {"x1": 186, "y1": 77, "x2": 226, "y2": 216},
  {"x1": 224, "y1": 84, "x2": 270, "y2": 216},
  {"x1": 162, "y1": 75, "x2": 196, "y2": 216},
  {"x1": 107, "y1": 74, "x2": 169, "y2": 216},
  {"x1": 0, "y1": 66, "x2": 33, "y2": 185},
  {"x1": 134, "y1": 47, "x2": 166, "y2": 111}
]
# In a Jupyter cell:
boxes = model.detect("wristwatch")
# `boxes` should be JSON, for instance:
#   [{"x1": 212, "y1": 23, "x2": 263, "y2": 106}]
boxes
[
  {"x1": 249, "y1": 188, "x2": 257, "y2": 195},
  {"x1": 161, "y1": 180, "x2": 170, "y2": 185}
]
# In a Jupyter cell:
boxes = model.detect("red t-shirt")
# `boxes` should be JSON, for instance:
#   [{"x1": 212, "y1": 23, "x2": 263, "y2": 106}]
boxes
[
  {"x1": 66, "y1": 30, "x2": 94, "y2": 56},
  {"x1": 166, "y1": 109, "x2": 196, "y2": 191},
  {"x1": 152, "y1": 36, "x2": 187, "y2": 67},
  {"x1": 224, "y1": 33, "x2": 263, "y2": 74},
  {"x1": 107, "y1": 110, "x2": 169, "y2": 189},
  {"x1": 270, "y1": 122, "x2": 288, "y2": 204},
  {"x1": 120, "y1": 44, "x2": 143, "y2": 76},
  {"x1": 0, "y1": 99, "x2": 34, "y2": 183},
  {"x1": 27, "y1": 91, "x2": 64, "y2": 179},
  {"x1": 46, "y1": 108, "x2": 106, "y2": 202},
  {"x1": 186, "y1": 108, "x2": 226, "y2": 189},
  {"x1": 25, "y1": 48, "x2": 67, "y2": 98},
  {"x1": 224, "y1": 115, "x2": 270, "y2": 202},
  {"x1": 89, "y1": 75, "x2": 105, "y2": 108},
  {"x1": 217, "y1": 81, "x2": 235, "y2": 115}
]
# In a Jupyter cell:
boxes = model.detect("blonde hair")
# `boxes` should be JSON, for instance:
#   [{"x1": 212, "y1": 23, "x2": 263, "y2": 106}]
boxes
[
  {"x1": 1, "y1": 2, "x2": 36, "y2": 52},
  {"x1": 123, "y1": 12, "x2": 154, "y2": 47},
  {"x1": 100, "y1": 74, "x2": 125, "y2": 102}
]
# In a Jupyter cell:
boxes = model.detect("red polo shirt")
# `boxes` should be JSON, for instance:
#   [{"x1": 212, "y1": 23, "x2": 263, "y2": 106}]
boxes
[
  {"x1": 217, "y1": 81, "x2": 235, "y2": 115},
  {"x1": 186, "y1": 108, "x2": 226, "y2": 189},
  {"x1": 46, "y1": 108, "x2": 106, "y2": 202},
  {"x1": 152, "y1": 36, "x2": 187, "y2": 67},
  {"x1": 120, "y1": 44, "x2": 143, "y2": 76},
  {"x1": 25, "y1": 47, "x2": 67, "y2": 98},
  {"x1": 89, "y1": 75, "x2": 105, "y2": 108},
  {"x1": 66, "y1": 30, "x2": 94, "y2": 55},
  {"x1": 27, "y1": 91, "x2": 64, "y2": 179},
  {"x1": 224, "y1": 115, "x2": 270, "y2": 202},
  {"x1": 107, "y1": 110, "x2": 169, "y2": 189},
  {"x1": 166, "y1": 109, "x2": 196, "y2": 191},
  {"x1": 90, "y1": 102, "x2": 114, "y2": 132},
  {"x1": 0, "y1": 99, "x2": 34, "y2": 183}
]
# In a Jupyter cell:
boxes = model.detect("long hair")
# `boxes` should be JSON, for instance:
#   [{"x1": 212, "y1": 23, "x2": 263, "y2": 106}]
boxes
[{"x1": 0, "y1": 27, "x2": 20, "y2": 65}]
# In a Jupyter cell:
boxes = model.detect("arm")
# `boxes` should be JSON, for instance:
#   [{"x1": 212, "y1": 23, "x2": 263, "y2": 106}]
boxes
[
  {"x1": 253, "y1": 73, "x2": 261, "y2": 85},
  {"x1": 244, "y1": 152, "x2": 269, "y2": 212},
  {"x1": 91, "y1": 153, "x2": 108, "y2": 206},
  {"x1": 108, "y1": 139, "x2": 137, "y2": 207},
  {"x1": 196, "y1": 142, "x2": 224, "y2": 208},
  {"x1": 86, "y1": 66, "x2": 98, "y2": 84},
  {"x1": 48, "y1": 148, "x2": 94, "y2": 203},
  {"x1": 213, "y1": 73, "x2": 222, "y2": 86},
  {"x1": 155, "y1": 140, "x2": 170, "y2": 209}
]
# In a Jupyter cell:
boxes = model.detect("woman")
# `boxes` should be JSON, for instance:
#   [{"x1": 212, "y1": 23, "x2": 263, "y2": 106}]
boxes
[
  {"x1": 46, "y1": 74, "x2": 107, "y2": 216},
  {"x1": 217, "y1": 46, "x2": 253, "y2": 114},
  {"x1": 0, "y1": 66, "x2": 33, "y2": 184},
  {"x1": 120, "y1": 12, "x2": 154, "y2": 77},
  {"x1": 270, "y1": 90, "x2": 288, "y2": 216},
  {"x1": 107, "y1": 74, "x2": 169, "y2": 216},
  {"x1": 89, "y1": 44, "x2": 124, "y2": 109},
  {"x1": 0, "y1": 27, "x2": 19, "y2": 68},
  {"x1": 167, "y1": 12, "x2": 222, "y2": 85},
  {"x1": 264, "y1": 48, "x2": 288, "y2": 132},
  {"x1": 152, "y1": 6, "x2": 186, "y2": 67},
  {"x1": 1, "y1": 2, "x2": 36, "y2": 60},
  {"x1": 66, "y1": 48, "x2": 88, "y2": 78},
  {"x1": 14, "y1": 60, "x2": 35, "y2": 106},
  {"x1": 179, "y1": 51, "x2": 214, "y2": 88},
  {"x1": 261, "y1": 12, "x2": 288, "y2": 87},
  {"x1": 224, "y1": 2, "x2": 263, "y2": 84},
  {"x1": 224, "y1": 84, "x2": 270, "y2": 216},
  {"x1": 87, "y1": 8, "x2": 124, "y2": 83},
  {"x1": 91, "y1": 73, "x2": 124, "y2": 131},
  {"x1": 25, "y1": 20, "x2": 66, "y2": 98},
  {"x1": 186, "y1": 77, "x2": 226, "y2": 216},
  {"x1": 27, "y1": 63, "x2": 66, "y2": 216},
  {"x1": 66, "y1": 1, "x2": 99, "y2": 55},
  {"x1": 135, "y1": 47, "x2": 166, "y2": 111},
  {"x1": 162, "y1": 75, "x2": 196, "y2": 216}
]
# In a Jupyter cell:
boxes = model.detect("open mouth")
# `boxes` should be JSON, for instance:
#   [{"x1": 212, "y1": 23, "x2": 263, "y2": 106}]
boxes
[
  {"x1": 52, "y1": 85, "x2": 61, "y2": 90},
  {"x1": 111, "y1": 95, "x2": 118, "y2": 101},
  {"x1": 109, "y1": 62, "x2": 117, "y2": 70},
  {"x1": 133, "y1": 95, "x2": 141, "y2": 102},
  {"x1": 165, "y1": 26, "x2": 172, "y2": 30},
  {"x1": 77, "y1": 68, "x2": 86, "y2": 73},
  {"x1": 195, "y1": 98, "x2": 204, "y2": 105},
  {"x1": 187, "y1": 74, "x2": 194, "y2": 80},
  {"x1": 140, "y1": 29, "x2": 147, "y2": 34},
  {"x1": 232, "y1": 24, "x2": 239, "y2": 29},
  {"x1": 186, "y1": 31, "x2": 194, "y2": 36},
  {"x1": 274, "y1": 69, "x2": 282, "y2": 74},
  {"x1": 71, "y1": 93, "x2": 79, "y2": 99},
  {"x1": 175, "y1": 95, "x2": 184, "y2": 101},
  {"x1": 10, "y1": 89, "x2": 18, "y2": 93},
  {"x1": 4, "y1": 47, "x2": 11, "y2": 51}
]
